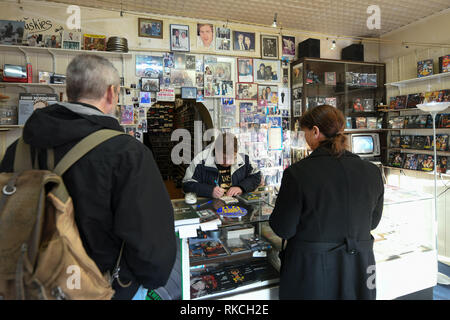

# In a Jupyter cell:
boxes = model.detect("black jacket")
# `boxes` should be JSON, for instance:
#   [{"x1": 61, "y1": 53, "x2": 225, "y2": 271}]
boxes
[
  {"x1": 269, "y1": 147, "x2": 384, "y2": 300},
  {"x1": 182, "y1": 144, "x2": 261, "y2": 197},
  {"x1": 0, "y1": 102, "x2": 176, "y2": 299}
]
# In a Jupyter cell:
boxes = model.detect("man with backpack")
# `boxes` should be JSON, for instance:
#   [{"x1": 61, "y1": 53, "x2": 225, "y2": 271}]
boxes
[{"x1": 0, "y1": 54, "x2": 176, "y2": 300}]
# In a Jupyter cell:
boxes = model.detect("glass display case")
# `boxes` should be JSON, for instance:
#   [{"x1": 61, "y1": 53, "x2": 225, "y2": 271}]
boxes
[
  {"x1": 290, "y1": 57, "x2": 386, "y2": 127},
  {"x1": 290, "y1": 57, "x2": 388, "y2": 163},
  {"x1": 372, "y1": 185, "x2": 437, "y2": 299},
  {"x1": 173, "y1": 184, "x2": 437, "y2": 300},
  {"x1": 174, "y1": 190, "x2": 280, "y2": 300}
]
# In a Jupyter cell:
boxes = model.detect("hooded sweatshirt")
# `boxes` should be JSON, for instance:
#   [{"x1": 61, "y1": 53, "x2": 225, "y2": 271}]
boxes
[{"x1": 0, "y1": 102, "x2": 176, "y2": 299}]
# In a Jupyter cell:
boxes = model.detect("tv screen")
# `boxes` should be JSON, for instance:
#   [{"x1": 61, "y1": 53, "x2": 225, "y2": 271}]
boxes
[{"x1": 352, "y1": 135, "x2": 374, "y2": 154}]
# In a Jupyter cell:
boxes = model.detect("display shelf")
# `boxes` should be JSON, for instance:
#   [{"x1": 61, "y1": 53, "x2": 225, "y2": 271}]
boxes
[
  {"x1": 388, "y1": 147, "x2": 450, "y2": 156},
  {"x1": 0, "y1": 82, "x2": 65, "y2": 88},
  {"x1": 193, "y1": 278, "x2": 279, "y2": 300},
  {"x1": 0, "y1": 44, "x2": 132, "y2": 58},
  {"x1": 344, "y1": 128, "x2": 384, "y2": 132},
  {"x1": 386, "y1": 128, "x2": 450, "y2": 131},
  {"x1": 382, "y1": 165, "x2": 450, "y2": 177},
  {"x1": 0, "y1": 125, "x2": 24, "y2": 131},
  {"x1": 385, "y1": 72, "x2": 450, "y2": 87}
]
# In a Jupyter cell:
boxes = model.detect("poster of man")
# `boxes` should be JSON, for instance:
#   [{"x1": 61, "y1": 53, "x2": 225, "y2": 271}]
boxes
[{"x1": 197, "y1": 23, "x2": 214, "y2": 50}]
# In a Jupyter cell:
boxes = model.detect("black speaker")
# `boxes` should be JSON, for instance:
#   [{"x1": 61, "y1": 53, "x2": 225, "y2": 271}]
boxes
[
  {"x1": 342, "y1": 44, "x2": 364, "y2": 61},
  {"x1": 298, "y1": 38, "x2": 320, "y2": 59}
]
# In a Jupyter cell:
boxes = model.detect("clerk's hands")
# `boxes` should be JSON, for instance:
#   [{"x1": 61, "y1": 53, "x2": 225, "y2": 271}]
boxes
[
  {"x1": 227, "y1": 186, "x2": 243, "y2": 197},
  {"x1": 212, "y1": 186, "x2": 226, "y2": 199}
]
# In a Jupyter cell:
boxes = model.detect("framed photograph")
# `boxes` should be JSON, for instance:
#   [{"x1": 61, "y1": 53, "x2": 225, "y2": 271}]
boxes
[
  {"x1": 170, "y1": 69, "x2": 196, "y2": 88},
  {"x1": 216, "y1": 27, "x2": 231, "y2": 51},
  {"x1": 196, "y1": 88, "x2": 204, "y2": 102},
  {"x1": 170, "y1": 24, "x2": 190, "y2": 52},
  {"x1": 139, "y1": 91, "x2": 152, "y2": 107},
  {"x1": 0, "y1": 20, "x2": 25, "y2": 45},
  {"x1": 197, "y1": 23, "x2": 214, "y2": 50},
  {"x1": 233, "y1": 31, "x2": 255, "y2": 51},
  {"x1": 292, "y1": 63, "x2": 303, "y2": 88},
  {"x1": 254, "y1": 59, "x2": 281, "y2": 83},
  {"x1": 141, "y1": 77, "x2": 160, "y2": 92},
  {"x1": 44, "y1": 34, "x2": 62, "y2": 48},
  {"x1": 135, "y1": 55, "x2": 163, "y2": 82},
  {"x1": 173, "y1": 53, "x2": 186, "y2": 69},
  {"x1": 138, "y1": 18, "x2": 163, "y2": 39},
  {"x1": 62, "y1": 31, "x2": 81, "y2": 50},
  {"x1": 236, "y1": 83, "x2": 258, "y2": 100},
  {"x1": 181, "y1": 87, "x2": 197, "y2": 99},
  {"x1": 281, "y1": 35, "x2": 295, "y2": 60},
  {"x1": 237, "y1": 58, "x2": 253, "y2": 83},
  {"x1": 293, "y1": 100, "x2": 302, "y2": 117},
  {"x1": 261, "y1": 34, "x2": 279, "y2": 59},
  {"x1": 258, "y1": 85, "x2": 278, "y2": 106}
]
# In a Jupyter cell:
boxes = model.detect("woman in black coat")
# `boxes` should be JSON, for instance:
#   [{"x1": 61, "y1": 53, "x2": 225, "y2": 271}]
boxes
[{"x1": 269, "y1": 105, "x2": 384, "y2": 300}]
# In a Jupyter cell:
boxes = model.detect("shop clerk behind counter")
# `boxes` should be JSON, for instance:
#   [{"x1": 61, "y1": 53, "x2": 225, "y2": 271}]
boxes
[{"x1": 182, "y1": 133, "x2": 261, "y2": 198}]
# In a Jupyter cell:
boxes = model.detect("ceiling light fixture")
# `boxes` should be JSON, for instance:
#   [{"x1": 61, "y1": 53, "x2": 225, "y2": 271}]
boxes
[
  {"x1": 331, "y1": 40, "x2": 336, "y2": 50},
  {"x1": 272, "y1": 13, "x2": 278, "y2": 28}
]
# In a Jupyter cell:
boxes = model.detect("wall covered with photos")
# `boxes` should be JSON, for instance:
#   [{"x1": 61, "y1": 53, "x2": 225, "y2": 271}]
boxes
[{"x1": 0, "y1": 0, "x2": 378, "y2": 188}]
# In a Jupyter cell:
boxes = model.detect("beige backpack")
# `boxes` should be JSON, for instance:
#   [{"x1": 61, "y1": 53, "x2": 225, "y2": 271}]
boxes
[{"x1": 0, "y1": 129, "x2": 128, "y2": 300}]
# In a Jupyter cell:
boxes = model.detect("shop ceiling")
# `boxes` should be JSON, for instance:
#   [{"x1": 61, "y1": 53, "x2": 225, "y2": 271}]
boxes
[{"x1": 42, "y1": 0, "x2": 450, "y2": 38}]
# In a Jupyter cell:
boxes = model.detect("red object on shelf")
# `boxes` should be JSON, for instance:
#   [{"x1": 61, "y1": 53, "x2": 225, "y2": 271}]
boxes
[{"x1": 26, "y1": 63, "x2": 32, "y2": 83}]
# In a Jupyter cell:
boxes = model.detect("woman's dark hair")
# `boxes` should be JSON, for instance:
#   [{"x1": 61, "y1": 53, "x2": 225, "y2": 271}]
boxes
[{"x1": 299, "y1": 105, "x2": 347, "y2": 156}]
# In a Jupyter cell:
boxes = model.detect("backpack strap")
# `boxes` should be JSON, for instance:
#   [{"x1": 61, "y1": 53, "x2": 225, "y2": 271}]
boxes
[
  {"x1": 53, "y1": 129, "x2": 126, "y2": 176},
  {"x1": 13, "y1": 138, "x2": 33, "y2": 172}
]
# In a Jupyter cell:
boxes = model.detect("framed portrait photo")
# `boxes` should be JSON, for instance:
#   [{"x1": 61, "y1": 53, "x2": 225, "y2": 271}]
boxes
[
  {"x1": 170, "y1": 24, "x2": 190, "y2": 52},
  {"x1": 216, "y1": 27, "x2": 231, "y2": 51},
  {"x1": 141, "y1": 77, "x2": 160, "y2": 92},
  {"x1": 254, "y1": 59, "x2": 281, "y2": 83},
  {"x1": 236, "y1": 83, "x2": 258, "y2": 100},
  {"x1": 261, "y1": 34, "x2": 279, "y2": 59},
  {"x1": 138, "y1": 18, "x2": 163, "y2": 39},
  {"x1": 281, "y1": 35, "x2": 295, "y2": 60},
  {"x1": 233, "y1": 31, "x2": 255, "y2": 51},
  {"x1": 197, "y1": 23, "x2": 214, "y2": 50},
  {"x1": 237, "y1": 58, "x2": 253, "y2": 83}
]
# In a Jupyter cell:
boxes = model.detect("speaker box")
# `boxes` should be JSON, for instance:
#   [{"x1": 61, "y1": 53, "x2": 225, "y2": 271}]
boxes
[
  {"x1": 342, "y1": 44, "x2": 364, "y2": 61},
  {"x1": 298, "y1": 38, "x2": 320, "y2": 59}
]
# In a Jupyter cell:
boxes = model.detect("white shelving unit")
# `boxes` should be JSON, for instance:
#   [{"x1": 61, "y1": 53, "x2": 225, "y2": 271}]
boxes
[{"x1": 386, "y1": 72, "x2": 450, "y2": 88}]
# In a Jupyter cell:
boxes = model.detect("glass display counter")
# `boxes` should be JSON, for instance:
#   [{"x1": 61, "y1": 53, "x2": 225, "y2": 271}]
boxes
[
  {"x1": 173, "y1": 184, "x2": 437, "y2": 300},
  {"x1": 372, "y1": 185, "x2": 437, "y2": 300},
  {"x1": 173, "y1": 190, "x2": 280, "y2": 300}
]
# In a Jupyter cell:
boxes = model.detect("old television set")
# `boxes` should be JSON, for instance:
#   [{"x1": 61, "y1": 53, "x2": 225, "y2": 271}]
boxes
[{"x1": 348, "y1": 133, "x2": 380, "y2": 158}]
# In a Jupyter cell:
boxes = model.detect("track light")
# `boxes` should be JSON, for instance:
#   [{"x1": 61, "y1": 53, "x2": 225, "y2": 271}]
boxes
[
  {"x1": 272, "y1": 13, "x2": 278, "y2": 28},
  {"x1": 330, "y1": 40, "x2": 336, "y2": 50}
]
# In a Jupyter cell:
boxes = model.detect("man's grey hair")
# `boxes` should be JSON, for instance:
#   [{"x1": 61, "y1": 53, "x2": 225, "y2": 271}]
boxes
[{"x1": 66, "y1": 54, "x2": 120, "y2": 102}]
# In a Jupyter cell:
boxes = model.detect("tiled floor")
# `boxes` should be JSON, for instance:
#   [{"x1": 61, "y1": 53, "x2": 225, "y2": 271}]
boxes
[{"x1": 434, "y1": 262, "x2": 450, "y2": 300}]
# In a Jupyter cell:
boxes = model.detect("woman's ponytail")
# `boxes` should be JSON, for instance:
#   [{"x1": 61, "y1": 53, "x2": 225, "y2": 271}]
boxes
[{"x1": 299, "y1": 105, "x2": 348, "y2": 157}]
